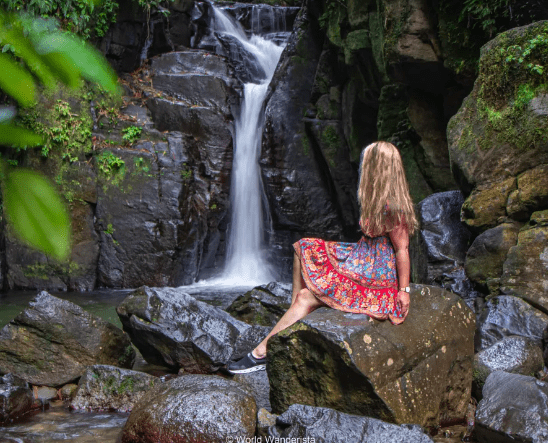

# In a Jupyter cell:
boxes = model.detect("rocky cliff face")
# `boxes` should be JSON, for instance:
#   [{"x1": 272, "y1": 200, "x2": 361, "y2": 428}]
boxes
[{"x1": 3, "y1": 0, "x2": 547, "y2": 289}]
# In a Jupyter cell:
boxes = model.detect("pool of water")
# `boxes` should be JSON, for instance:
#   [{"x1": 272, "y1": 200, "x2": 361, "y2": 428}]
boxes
[{"x1": 0, "y1": 284, "x2": 254, "y2": 442}]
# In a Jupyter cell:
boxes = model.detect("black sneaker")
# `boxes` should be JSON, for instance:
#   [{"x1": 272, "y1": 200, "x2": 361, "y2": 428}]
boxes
[{"x1": 227, "y1": 352, "x2": 267, "y2": 374}]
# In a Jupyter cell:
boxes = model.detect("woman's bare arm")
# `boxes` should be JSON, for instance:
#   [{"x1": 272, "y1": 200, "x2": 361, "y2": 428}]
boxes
[{"x1": 389, "y1": 222, "x2": 410, "y2": 315}]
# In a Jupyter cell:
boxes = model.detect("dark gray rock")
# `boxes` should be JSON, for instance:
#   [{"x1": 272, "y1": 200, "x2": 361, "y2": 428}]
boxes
[
  {"x1": 116, "y1": 286, "x2": 254, "y2": 373},
  {"x1": 231, "y1": 325, "x2": 270, "y2": 362},
  {"x1": 475, "y1": 295, "x2": 548, "y2": 351},
  {"x1": 268, "y1": 284, "x2": 475, "y2": 428},
  {"x1": 0, "y1": 292, "x2": 135, "y2": 386},
  {"x1": 215, "y1": 33, "x2": 267, "y2": 84},
  {"x1": 269, "y1": 404, "x2": 434, "y2": 442},
  {"x1": 411, "y1": 191, "x2": 476, "y2": 303},
  {"x1": 151, "y1": 50, "x2": 240, "y2": 113},
  {"x1": 233, "y1": 370, "x2": 271, "y2": 411},
  {"x1": 226, "y1": 282, "x2": 292, "y2": 326},
  {"x1": 465, "y1": 222, "x2": 521, "y2": 291},
  {"x1": 260, "y1": 4, "x2": 355, "y2": 248},
  {"x1": 70, "y1": 365, "x2": 157, "y2": 413},
  {"x1": 121, "y1": 374, "x2": 256, "y2": 443},
  {"x1": 476, "y1": 371, "x2": 548, "y2": 443},
  {"x1": 146, "y1": 98, "x2": 233, "y2": 146},
  {"x1": 0, "y1": 374, "x2": 34, "y2": 424},
  {"x1": 473, "y1": 336, "x2": 544, "y2": 397}
]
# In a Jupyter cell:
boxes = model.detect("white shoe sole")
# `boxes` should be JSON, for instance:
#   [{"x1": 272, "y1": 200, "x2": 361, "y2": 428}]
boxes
[{"x1": 228, "y1": 364, "x2": 266, "y2": 374}]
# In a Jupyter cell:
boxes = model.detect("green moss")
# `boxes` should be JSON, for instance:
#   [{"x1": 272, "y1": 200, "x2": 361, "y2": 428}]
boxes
[
  {"x1": 22, "y1": 261, "x2": 83, "y2": 280},
  {"x1": 321, "y1": 126, "x2": 340, "y2": 168}
]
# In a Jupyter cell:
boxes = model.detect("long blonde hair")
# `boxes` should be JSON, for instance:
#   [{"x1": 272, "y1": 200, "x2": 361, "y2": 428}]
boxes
[{"x1": 357, "y1": 141, "x2": 417, "y2": 237}]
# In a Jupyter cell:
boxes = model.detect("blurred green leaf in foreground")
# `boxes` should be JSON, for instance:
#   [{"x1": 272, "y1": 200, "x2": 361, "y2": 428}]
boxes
[{"x1": 0, "y1": 1, "x2": 121, "y2": 261}]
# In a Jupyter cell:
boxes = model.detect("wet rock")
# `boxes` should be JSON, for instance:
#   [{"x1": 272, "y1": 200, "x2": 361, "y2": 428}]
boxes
[
  {"x1": 500, "y1": 211, "x2": 548, "y2": 311},
  {"x1": 146, "y1": 98, "x2": 233, "y2": 146},
  {"x1": 475, "y1": 295, "x2": 548, "y2": 351},
  {"x1": 475, "y1": 371, "x2": 548, "y2": 443},
  {"x1": 121, "y1": 374, "x2": 256, "y2": 443},
  {"x1": 216, "y1": 33, "x2": 267, "y2": 84},
  {"x1": 257, "y1": 408, "x2": 277, "y2": 438},
  {"x1": 0, "y1": 292, "x2": 135, "y2": 386},
  {"x1": 507, "y1": 164, "x2": 548, "y2": 221},
  {"x1": 233, "y1": 370, "x2": 271, "y2": 411},
  {"x1": 70, "y1": 365, "x2": 157, "y2": 413},
  {"x1": 0, "y1": 374, "x2": 34, "y2": 424},
  {"x1": 151, "y1": 51, "x2": 240, "y2": 113},
  {"x1": 261, "y1": 4, "x2": 352, "y2": 246},
  {"x1": 473, "y1": 336, "x2": 544, "y2": 397},
  {"x1": 226, "y1": 282, "x2": 292, "y2": 326},
  {"x1": 116, "y1": 286, "x2": 255, "y2": 373},
  {"x1": 268, "y1": 284, "x2": 475, "y2": 428},
  {"x1": 230, "y1": 325, "x2": 270, "y2": 362},
  {"x1": 465, "y1": 222, "x2": 521, "y2": 290},
  {"x1": 59, "y1": 384, "x2": 78, "y2": 402},
  {"x1": 34, "y1": 386, "x2": 58, "y2": 403},
  {"x1": 411, "y1": 191, "x2": 474, "y2": 302},
  {"x1": 269, "y1": 404, "x2": 434, "y2": 442}
]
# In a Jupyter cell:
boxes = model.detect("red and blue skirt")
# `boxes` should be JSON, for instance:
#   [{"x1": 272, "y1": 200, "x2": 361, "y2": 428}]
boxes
[{"x1": 294, "y1": 236, "x2": 406, "y2": 325}]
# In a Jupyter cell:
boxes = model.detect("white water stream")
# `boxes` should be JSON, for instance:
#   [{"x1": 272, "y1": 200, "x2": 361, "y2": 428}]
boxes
[{"x1": 200, "y1": 5, "x2": 286, "y2": 287}]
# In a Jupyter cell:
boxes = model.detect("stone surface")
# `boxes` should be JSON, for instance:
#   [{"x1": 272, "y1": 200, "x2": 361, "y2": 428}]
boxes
[
  {"x1": 473, "y1": 335, "x2": 544, "y2": 391},
  {"x1": 269, "y1": 404, "x2": 434, "y2": 442},
  {"x1": 411, "y1": 191, "x2": 474, "y2": 301},
  {"x1": 476, "y1": 371, "x2": 548, "y2": 443},
  {"x1": 121, "y1": 374, "x2": 256, "y2": 443},
  {"x1": 500, "y1": 211, "x2": 548, "y2": 311},
  {"x1": 226, "y1": 282, "x2": 292, "y2": 326},
  {"x1": 267, "y1": 284, "x2": 475, "y2": 428},
  {"x1": 233, "y1": 370, "x2": 271, "y2": 412},
  {"x1": 465, "y1": 222, "x2": 521, "y2": 290},
  {"x1": 116, "y1": 286, "x2": 260, "y2": 372},
  {"x1": 448, "y1": 21, "x2": 548, "y2": 196},
  {"x1": 70, "y1": 365, "x2": 157, "y2": 412},
  {"x1": 0, "y1": 374, "x2": 34, "y2": 424},
  {"x1": 475, "y1": 295, "x2": 548, "y2": 351},
  {"x1": 0, "y1": 292, "x2": 135, "y2": 386},
  {"x1": 59, "y1": 384, "x2": 78, "y2": 402}
]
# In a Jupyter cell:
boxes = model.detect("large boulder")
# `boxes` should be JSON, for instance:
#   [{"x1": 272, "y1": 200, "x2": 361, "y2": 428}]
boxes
[
  {"x1": 411, "y1": 191, "x2": 475, "y2": 304},
  {"x1": 448, "y1": 21, "x2": 548, "y2": 227},
  {"x1": 0, "y1": 292, "x2": 135, "y2": 386},
  {"x1": 267, "y1": 284, "x2": 475, "y2": 428},
  {"x1": 116, "y1": 286, "x2": 267, "y2": 373},
  {"x1": 226, "y1": 282, "x2": 292, "y2": 326},
  {"x1": 500, "y1": 210, "x2": 548, "y2": 311},
  {"x1": 475, "y1": 371, "x2": 548, "y2": 443},
  {"x1": 269, "y1": 404, "x2": 434, "y2": 442},
  {"x1": 70, "y1": 365, "x2": 157, "y2": 413},
  {"x1": 0, "y1": 374, "x2": 34, "y2": 424},
  {"x1": 464, "y1": 222, "x2": 521, "y2": 292},
  {"x1": 121, "y1": 374, "x2": 256, "y2": 443},
  {"x1": 473, "y1": 335, "x2": 544, "y2": 397},
  {"x1": 475, "y1": 295, "x2": 548, "y2": 351}
]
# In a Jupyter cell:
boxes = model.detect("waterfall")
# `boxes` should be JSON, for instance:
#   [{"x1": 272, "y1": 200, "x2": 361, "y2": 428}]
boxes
[{"x1": 211, "y1": 5, "x2": 286, "y2": 286}]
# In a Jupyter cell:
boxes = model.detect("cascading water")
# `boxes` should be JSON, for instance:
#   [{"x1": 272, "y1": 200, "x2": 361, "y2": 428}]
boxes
[{"x1": 210, "y1": 5, "x2": 287, "y2": 286}]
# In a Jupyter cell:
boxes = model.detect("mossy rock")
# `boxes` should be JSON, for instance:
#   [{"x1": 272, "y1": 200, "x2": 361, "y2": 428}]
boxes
[{"x1": 448, "y1": 21, "x2": 548, "y2": 194}]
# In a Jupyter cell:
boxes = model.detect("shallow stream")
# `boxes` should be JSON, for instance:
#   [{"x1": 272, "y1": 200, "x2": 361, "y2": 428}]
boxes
[{"x1": 0, "y1": 285, "x2": 248, "y2": 442}]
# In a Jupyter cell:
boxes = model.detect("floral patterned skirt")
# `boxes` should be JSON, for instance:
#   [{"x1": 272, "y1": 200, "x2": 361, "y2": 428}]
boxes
[{"x1": 294, "y1": 236, "x2": 406, "y2": 324}]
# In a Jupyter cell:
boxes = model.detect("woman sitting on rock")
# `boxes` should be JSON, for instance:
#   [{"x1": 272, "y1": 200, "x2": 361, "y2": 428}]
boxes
[{"x1": 228, "y1": 141, "x2": 418, "y2": 374}]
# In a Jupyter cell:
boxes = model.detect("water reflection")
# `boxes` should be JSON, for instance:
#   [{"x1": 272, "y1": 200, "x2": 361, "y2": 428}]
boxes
[{"x1": 0, "y1": 400, "x2": 128, "y2": 443}]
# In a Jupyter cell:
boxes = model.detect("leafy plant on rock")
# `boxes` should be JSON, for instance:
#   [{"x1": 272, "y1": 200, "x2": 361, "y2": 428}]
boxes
[{"x1": 0, "y1": 3, "x2": 121, "y2": 261}]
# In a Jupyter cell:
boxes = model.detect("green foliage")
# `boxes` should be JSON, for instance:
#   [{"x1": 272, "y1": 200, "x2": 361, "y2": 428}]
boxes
[
  {"x1": 19, "y1": 99, "x2": 93, "y2": 160},
  {"x1": 104, "y1": 223, "x2": 115, "y2": 235},
  {"x1": 122, "y1": 125, "x2": 142, "y2": 145},
  {"x1": 3, "y1": 0, "x2": 119, "y2": 40},
  {"x1": 439, "y1": 0, "x2": 545, "y2": 74},
  {"x1": 3, "y1": 168, "x2": 71, "y2": 261},
  {"x1": 180, "y1": 163, "x2": 192, "y2": 180},
  {"x1": 502, "y1": 33, "x2": 548, "y2": 76},
  {"x1": 96, "y1": 151, "x2": 125, "y2": 175}
]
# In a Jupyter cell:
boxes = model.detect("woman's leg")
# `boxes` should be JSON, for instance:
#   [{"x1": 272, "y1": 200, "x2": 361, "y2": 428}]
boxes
[
  {"x1": 252, "y1": 288, "x2": 326, "y2": 358},
  {"x1": 292, "y1": 251, "x2": 306, "y2": 305}
]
